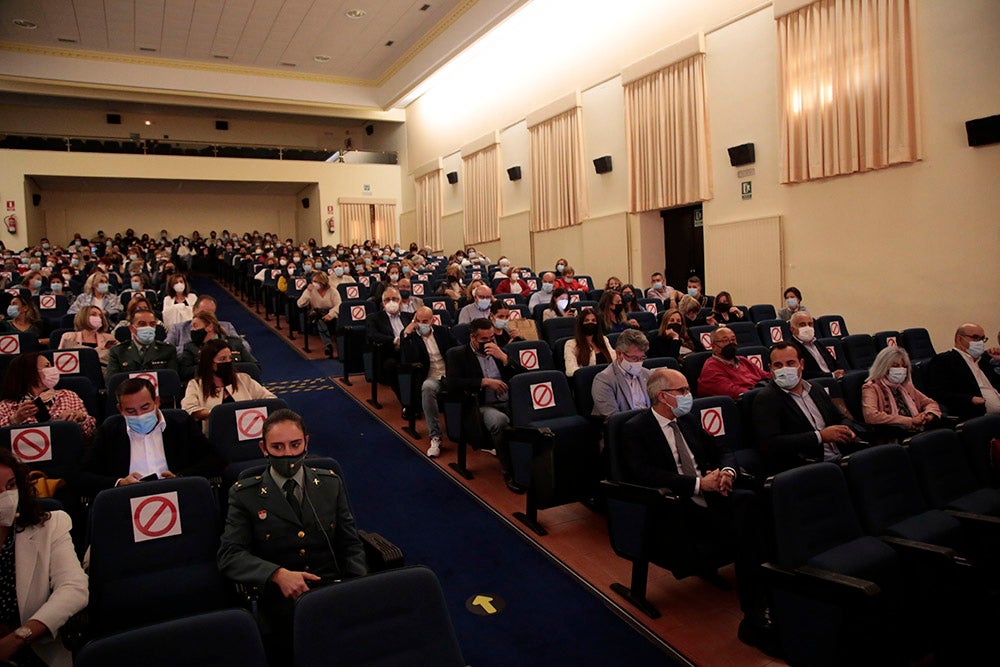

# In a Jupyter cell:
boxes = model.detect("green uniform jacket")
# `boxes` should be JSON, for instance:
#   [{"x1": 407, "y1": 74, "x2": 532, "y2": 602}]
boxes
[
  {"x1": 217, "y1": 466, "x2": 367, "y2": 588},
  {"x1": 105, "y1": 339, "x2": 179, "y2": 379}
]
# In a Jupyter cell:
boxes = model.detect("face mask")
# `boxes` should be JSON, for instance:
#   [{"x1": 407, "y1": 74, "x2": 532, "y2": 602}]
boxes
[
  {"x1": 786, "y1": 297, "x2": 799, "y2": 309},
  {"x1": 469, "y1": 252, "x2": 477, "y2": 259},
  {"x1": 582, "y1": 322, "x2": 598, "y2": 336},
  {"x1": 129, "y1": 254, "x2": 138, "y2": 261},
  {"x1": 52, "y1": 283, "x2": 66, "y2": 295},
  {"x1": 269, "y1": 451, "x2": 307, "y2": 478},
  {"x1": 667, "y1": 323, "x2": 683, "y2": 334},
  {"x1": 286, "y1": 266, "x2": 296, "y2": 274},
  {"x1": 500, "y1": 265, "x2": 510, "y2": 274},
  {"x1": 671, "y1": 393, "x2": 694, "y2": 418},
  {"x1": 334, "y1": 267, "x2": 344, "y2": 277},
  {"x1": 399, "y1": 290, "x2": 411, "y2": 300},
  {"x1": 42, "y1": 243, "x2": 50, "y2": 250},
  {"x1": 719, "y1": 343, "x2": 738, "y2": 360},
  {"x1": 312, "y1": 282, "x2": 324, "y2": 291},
  {"x1": 62, "y1": 274, "x2": 72, "y2": 282},
  {"x1": 652, "y1": 281, "x2": 663, "y2": 290},
  {"x1": 0, "y1": 490, "x2": 18, "y2": 527},
  {"x1": 303, "y1": 264, "x2": 313, "y2": 272},
  {"x1": 556, "y1": 264, "x2": 565, "y2": 272},
  {"x1": 477, "y1": 298, "x2": 492, "y2": 311},
  {"x1": 97, "y1": 283, "x2": 109, "y2": 294},
  {"x1": 556, "y1": 298, "x2": 570, "y2": 311},
  {"x1": 541, "y1": 283, "x2": 554, "y2": 294},
  {"x1": 5, "y1": 305, "x2": 18, "y2": 318},
  {"x1": 773, "y1": 367, "x2": 800, "y2": 389},
  {"x1": 622, "y1": 293, "x2": 634, "y2": 303},
  {"x1": 613, "y1": 304, "x2": 624, "y2": 315},
  {"x1": 401, "y1": 266, "x2": 411, "y2": 275},
  {"x1": 887, "y1": 367, "x2": 908, "y2": 384},
  {"x1": 173, "y1": 282, "x2": 185, "y2": 293},
  {"x1": 384, "y1": 301, "x2": 400, "y2": 315},
  {"x1": 796, "y1": 326, "x2": 815, "y2": 343},
  {"x1": 313, "y1": 261, "x2": 322, "y2": 270},
  {"x1": 215, "y1": 361, "x2": 233, "y2": 377},
  {"x1": 279, "y1": 259, "x2": 288, "y2": 266},
  {"x1": 30, "y1": 279, "x2": 42, "y2": 289},
  {"x1": 417, "y1": 323, "x2": 432, "y2": 337},
  {"x1": 71, "y1": 258, "x2": 79, "y2": 266},
  {"x1": 967, "y1": 340, "x2": 985, "y2": 359},
  {"x1": 131, "y1": 280, "x2": 141, "y2": 291},
  {"x1": 190, "y1": 329, "x2": 207, "y2": 345},
  {"x1": 494, "y1": 318, "x2": 509, "y2": 330},
  {"x1": 716, "y1": 302, "x2": 730, "y2": 311},
  {"x1": 389, "y1": 273, "x2": 399, "y2": 281},
  {"x1": 510, "y1": 274, "x2": 520, "y2": 283},
  {"x1": 135, "y1": 326, "x2": 156, "y2": 345},
  {"x1": 687, "y1": 287, "x2": 699, "y2": 297},
  {"x1": 620, "y1": 359, "x2": 644, "y2": 377},
  {"x1": 88, "y1": 315, "x2": 103, "y2": 330},
  {"x1": 125, "y1": 410, "x2": 159, "y2": 435},
  {"x1": 364, "y1": 258, "x2": 372, "y2": 265},
  {"x1": 293, "y1": 257, "x2": 302, "y2": 263},
  {"x1": 30, "y1": 263, "x2": 41, "y2": 271},
  {"x1": 40, "y1": 366, "x2": 61, "y2": 389}
]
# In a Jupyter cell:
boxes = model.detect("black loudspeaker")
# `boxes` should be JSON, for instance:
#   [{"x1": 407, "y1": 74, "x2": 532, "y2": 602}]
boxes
[
  {"x1": 31, "y1": 194, "x2": 41, "y2": 206},
  {"x1": 727, "y1": 143, "x2": 755, "y2": 166},
  {"x1": 446, "y1": 171, "x2": 458, "y2": 184},
  {"x1": 507, "y1": 166, "x2": 522, "y2": 181},
  {"x1": 593, "y1": 155, "x2": 613, "y2": 174},
  {"x1": 301, "y1": 198, "x2": 310, "y2": 209},
  {"x1": 215, "y1": 120, "x2": 229, "y2": 131},
  {"x1": 106, "y1": 113, "x2": 121, "y2": 125},
  {"x1": 966, "y1": 114, "x2": 1000, "y2": 147},
  {"x1": 365, "y1": 124, "x2": 374, "y2": 136}
]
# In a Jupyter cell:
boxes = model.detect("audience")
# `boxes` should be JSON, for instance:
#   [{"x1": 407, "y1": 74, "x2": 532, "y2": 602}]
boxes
[
  {"x1": 178, "y1": 311, "x2": 257, "y2": 383},
  {"x1": 712, "y1": 291, "x2": 744, "y2": 324},
  {"x1": 862, "y1": 346, "x2": 941, "y2": 437},
  {"x1": 1, "y1": 295, "x2": 44, "y2": 339},
  {"x1": 400, "y1": 307, "x2": 454, "y2": 458},
  {"x1": 495, "y1": 267, "x2": 530, "y2": 295},
  {"x1": 396, "y1": 277, "x2": 423, "y2": 314},
  {"x1": 597, "y1": 290, "x2": 639, "y2": 333},
  {"x1": 678, "y1": 294, "x2": 714, "y2": 327},
  {"x1": 645, "y1": 272, "x2": 674, "y2": 305},
  {"x1": 564, "y1": 308, "x2": 616, "y2": 377},
  {"x1": 684, "y1": 276, "x2": 711, "y2": 309},
  {"x1": 166, "y1": 294, "x2": 249, "y2": 354},
  {"x1": 181, "y1": 339, "x2": 275, "y2": 434},
  {"x1": 457, "y1": 284, "x2": 494, "y2": 324},
  {"x1": 542, "y1": 287, "x2": 572, "y2": 321},
  {"x1": 591, "y1": 329, "x2": 651, "y2": 419},
  {"x1": 528, "y1": 272, "x2": 557, "y2": 311},
  {"x1": 161, "y1": 273, "x2": 197, "y2": 331},
  {"x1": 68, "y1": 272, "x2": 122, "y2": 317},
  {"x1": 0, "y1": 353, "x2": 96, "y2": 439},
  {"x1": 366, "y1": 286, "x2": 413, "y2": 407},
  {"x1": 556, "y1": 266, "x2": 588, "y2": 292},
  {"x1": 925, "y1": 322, "x2": 1000, "y2": 419},
  {"x1": 489, "y1": 301, "x2": 525, "y2": 347},
  {"x1": 698, "y1": 328, "x2": 769, "y2": 399}
]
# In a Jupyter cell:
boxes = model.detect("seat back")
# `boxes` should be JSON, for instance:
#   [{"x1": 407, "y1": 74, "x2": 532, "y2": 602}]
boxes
[
  {"x1": 573, "y1": 363, "x2": 608, "y2": 417},
  {"x1": 736, "y1": 345, "x2": 768, "y2": 374},
  {"x1": 689, "y1": 396, "x2": 755, "y2": 471},
  {"x1": 748, "y1": 304, "x2": 777, "y2": 322},
  {"x1": 841, "y1": 334, "x2": 877, "y2": 371},
  {"x1": 106, "y1": 369, "x2": 183, "y2": 413},
  {"x1": 293, "y1": 566, "x2": 465, "y2": 667},
  {"x1": 842, "y1": 445, "x2": 928, "y2": 536},
  {"x1": 817, "y1": 337, "x2": 846, "y2": 369},
  {"x1": 604, "y1": 409, "x2": 646, "y2": 482},
  {"x1": 423, "y1": 296, "x2": 455, "y2": 315},
  {"x1": 816, "y1": 315, "x2": 849, "y2": 338},
  {"x1": 755, "y1": 319, "x2": 791, "y2": 346},
  {"x1": 336, "y1": 282, "x2": 369, "y2": 302},
  {"x1": 510, "y1": 370, "x2": 575, "y2": 425},
  {"x1": 541, "y1": 316, "x2": 576, "y2": 345},
  {"x1": 206, "y1": 398, "x2": 290, "y2": 464},
  {"x1": 41, "y1": 346, "x2": 105, "y2": 389},
  {"x1": 642, "y1": 357, "x2": 680, "y2": 371},
  {"x1": 688, "y1": 325, "x2": 717, "y2": 352},
  {"x1": 1, "y1": 420, "x2": 85, "y2": 480},
  {"x1": 337, "y1": 299, "x2": 375, "y2": 326},
  {"x1": 899, "y1": 328, "x2": 935, "y2": 363},
  {"x1": 681, "y1": 351, "x2": 712, "y2": 398},
  {"x1": 0, "y1": 330, "x2": 39, "y2": 355},
  {"x1": 505, "y1": 340, "x2": 554, "y2": 372},
  {"x1": 956, "y1": 414, "x2": 1000, "y2": 486},
  {"x1": 53, "y1": 375, "x2": 101, "y2": 423},
  {"x1": 637, "y1": 298, "x2": 663, "y2": 315},
  {"x1": 872, "y1": 331, "x2": 901, "y2": 351},
  {"x1": 630, "y1": 311, "x2": 657, "y2": 331},
  {"x1": 76, "y1": 609, "x2": 267, "y2": 667},
  {"x1": 33, "y1": 293, "x2": 70, "y2": 323},
  {"x1": 88, "y1": 477, "x2": 231, "y2": 635},
  {"x1": 728, "y1": 321, "x2": 758, "y2": 347},
  {"x1": 839, "y1": 370, "x2": 867, "y2": 425},
  {"x1": 907, "y1": 429, "x2": 980, "y2": 509}
]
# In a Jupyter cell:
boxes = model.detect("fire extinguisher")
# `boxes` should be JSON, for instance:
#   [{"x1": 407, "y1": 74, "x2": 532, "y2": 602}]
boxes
[
  {"x1": 326, "y1": 216, "x2": 335, "y2": 233},
  {"x1": 4, "y1": 215, "x2": 16, "y2": 234}
]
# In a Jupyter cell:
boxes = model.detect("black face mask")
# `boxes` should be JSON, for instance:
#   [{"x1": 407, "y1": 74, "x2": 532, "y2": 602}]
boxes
[
  {"x1": 215, "y1": 361, "x2": 233, "y2": 377},
  {"x1": 716, "y1": 302, "x2": 730, "y2": 311},
  {"x1": 399, "y1": 290, "x2": 411, "y2": 300},
  {"x1": 622, "y1": 294, "x2": 634, "y2": 303},
  {"x1": 613, "y1": 305, "x2": 625, "y2": 315},
  {"x1": 720, "y1": 343, "x2": 738, "y2": 360},
  {"x1": 269, "y1": 451, "x2": 306, "y2": 478},
  {"x1": 667, "y1": 323, "x2": 683, "y2": 334},
  {"x1": 190, "y1": 329, "x2": 207, "y2": 345},
  {"x1": 581, "y1": 322, "x2": 599, "y2": 336}
]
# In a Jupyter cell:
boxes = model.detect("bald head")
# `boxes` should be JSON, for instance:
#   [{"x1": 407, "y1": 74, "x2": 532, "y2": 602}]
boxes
[
  {"x1": 646, "y1": 368, "x2": 688, "y2": 407},
  {"x1": 790, "y1": 311, "x2": 813, "y2": 328},
  {"x1": 955, "y1": 322, "x2": 985, "y2": 354}
]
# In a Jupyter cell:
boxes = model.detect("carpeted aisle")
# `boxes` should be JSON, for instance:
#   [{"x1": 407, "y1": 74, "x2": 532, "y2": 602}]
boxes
[{"x1": 196, "y1": 278, "x2": 681, "y2": 666}]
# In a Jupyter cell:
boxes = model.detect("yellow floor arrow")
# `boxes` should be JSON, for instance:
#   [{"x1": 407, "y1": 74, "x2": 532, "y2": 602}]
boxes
[{"x1": 472, "y1": 595, "x2": 497, "y2": 614}]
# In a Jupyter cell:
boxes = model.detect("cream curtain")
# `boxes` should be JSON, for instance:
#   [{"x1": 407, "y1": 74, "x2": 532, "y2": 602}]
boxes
[
  {"x1": 415, "y1": 170, "x2": 443, "y2": 251},
  {"x1": 461, "y1": 145, "x2": 501, "y2": 244},
  {"x1": 373, "y1": 203, "x2": 397, "y2": 245},
  {"x1": 339, "y1": 202, "x2": 371, "y2": 244},
  {"x1": 777, "y1": 0, "x2": 921, "y2": 183},
  {"x1": 623, "y1": 54, "x2": 712, "y2": 212},
  {"x1": 528, "y1": 107, "x2": 588, "y2": 231}
]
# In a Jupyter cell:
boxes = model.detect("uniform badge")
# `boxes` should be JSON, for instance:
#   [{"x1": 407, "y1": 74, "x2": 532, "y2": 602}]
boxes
[
  {"x1": 258, "y1": 510, "x2": 267, "y2": 520},
  {"x1": 313, "y1": 477, "x2": 320, "y2": 486},
  {"x1": 260, "y1": 486, "x2": 268, "y2": 496}
]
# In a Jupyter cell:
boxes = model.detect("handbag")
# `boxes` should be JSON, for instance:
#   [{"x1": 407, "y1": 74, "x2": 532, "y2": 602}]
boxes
[
  {"x1": 28, "y1": 470, "x2": 65, "y2": 498},
  {"x1": 991, "y1": 438, "x2": 1000, "y2": 476}
]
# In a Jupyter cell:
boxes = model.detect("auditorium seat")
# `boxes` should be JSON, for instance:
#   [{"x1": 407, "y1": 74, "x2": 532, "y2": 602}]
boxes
[
  {"x1": 899, "y1": 328, "x2": 936, "y2": 365},
  {"x1": 841, "y1": 334, "x2": 877, "y2": 371},
  {"x1": 754, "y1": 319, "x2": 791, "y2": 347},
  {"x1": 106, "y1": 369, "x2": 183, "y2": 413},
  {"x1": 873, "y1": 330, "x2": 901, "y2": 351},
  {"x1": 907, "y1": 429, "x2": 1000, "y2": 517},
  {"x1": 816, "y1": 315, "x2": 849, "y2": 339},
  {"x1": 748, "y1": 304, "x2": 777, "y2": 322},
  {"x1": 956, "y1": 414, "x2": 1000, "y2": 486}
]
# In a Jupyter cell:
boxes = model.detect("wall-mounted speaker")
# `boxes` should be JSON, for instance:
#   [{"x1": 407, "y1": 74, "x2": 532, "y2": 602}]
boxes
[
  {"x1": 365, "y1": 124, "x2": 374, "y2": 136},
  {"x1": 106, "y1": 113, "x2": 121, "y2": 125},
  {"x1": 507, "y1": 166, "x2": 522, "y2": 181},
  {"x1": 966, "y1": 114, "x2": 1000, "y2": 147},
  {"x1": 593, "y1": 155, "x2": 613, "y2": 174},
  {"x1": 301, "y1": 198, "x2": 310, "y2": 209},
  {"x1": 727, "y1": 143, "x2": 755, "y2": 166},
  {"x1": 215, "y1": 120, "x2": 229, "y2": 131},
  {"x1": 32, "y1": 194, "x2": 41, "y2": 207},
  {"x1": 446, "y1": 171, "x2": 459, "y2": 184}
]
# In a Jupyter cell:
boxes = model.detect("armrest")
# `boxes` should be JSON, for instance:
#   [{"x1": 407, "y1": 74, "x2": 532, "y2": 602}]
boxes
[
  {"x1": 504, "y1": 425, "x2": 556, "y2": 447},
  {"x1": 761, "y1": 562, "x2": 881, "y2": 604},
  {"x1": 599, "y1": 480, "x2": 681, "y2": 506},
  {"x1": 945, "y1": 510, "x2": 1000, "y2": 527},
  {"x1": 879, "y1": 535, "x2": 970, "y2": 569}
]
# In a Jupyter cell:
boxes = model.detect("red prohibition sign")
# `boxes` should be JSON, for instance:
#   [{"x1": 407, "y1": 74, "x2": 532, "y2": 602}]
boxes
[
  {"x1": 646, "y1": 304, "x2": 657, "y2": 314},
  {"x1": 39, "y1": 295, "x2": 56, "y2": 309},
  {"x1": 886, "y1": 337, "x2": 897, "y2": 347},
  {"x1": 133, "y1": 496, "x2": 178, "y2": 538},
  {"x1": 701, "y1": 409, "x2": 723, "y2": 436},
  {"x1": 520, "y1": 349, "x2": 538, "y2": 369},
  {"x1": 509, "y1": 310, "x2": 520, "y2": 319},
  {"x1": 700, "y1": 333, "x2": 712, "y2": 349},
  {"x1": 347, "y1": 286, "x2": 359, "y2": 298},
  {"x1": 238, "y1": 410, "x2": 266, "y2": 439},
  {"x1": 295, "y1": 279, "x2": 307, "y2": 291},
  {"x1": 351, "y1": 306, "x2": 366, "y2": 321},
  {"x1": 12, "y1": 429, "x2": 49, "y2": 461},
  {"x1": 829, "y1": 322, "x2": 842, "y2": 336},
  {"x1": 770, "y1": 327, "x2": 782, "y2": 343},
  {"x1": 55, "y1": 352, "x2": 79, "y2": 373},
  {"x1": 0, "y1": 336, "x2": 18, "y2": 354},
  {"x1": 748, "y1": 355, "x2": 763, "y2": 370},
  {"x1": 531, "y1": 383, "x2": 554, "y2": 408},
  {"x1": 413, "y1": 284, "x2": 424, "y2": 294},
  {"x1": 432, "y1": 301, "x2": 445, "y2": 310}
]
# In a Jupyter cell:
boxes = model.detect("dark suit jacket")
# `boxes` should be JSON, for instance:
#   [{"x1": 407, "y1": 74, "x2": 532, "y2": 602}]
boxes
[
  {"x1": 365, "y1": 311, "x2": 413, "y2": 350},
  {"x1": 76, "y1": 409, "x2": 222, "y2": 495},
  {"x1": 752, "y1": 380, "x2": 852, "y2": 474},
  {"x1": 445, "y1": 344, "x2": 522, "y2": 403},
  {"x1": 400, "y1": 326, "x2": 454, "y2": 380},
  {"x1": 621, "y1": 409, "x2": 736, "y2": 497},
  {"x1": 925, "y1": 349, "x2": 1000, "y2": 420},
  {"x1": 790, "y1": 338, "x2": 842, "y2": 380}
]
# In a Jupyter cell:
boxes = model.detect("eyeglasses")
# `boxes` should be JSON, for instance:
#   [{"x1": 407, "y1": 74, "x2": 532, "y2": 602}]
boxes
[
  {"x1": 960, "y1": 333, "x2": 989, "y2": 343},
  {"x1": 621, "y1": 351, "x2": 646, "y2": 362},
  {"x1": 661, "y1": 386, "x2": 691, "y2": 396}
]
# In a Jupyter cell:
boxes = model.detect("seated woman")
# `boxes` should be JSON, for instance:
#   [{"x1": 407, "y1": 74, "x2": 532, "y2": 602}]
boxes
[
  {"x1": 712, "y1": 291, "x2": 745, "y2": 324},
  {"x1": 862, "y1": 346, "x2": 941, "y2": 438},
  {"x1": 67, "y1": 272, "x2": 122, "y2": 318},
  {"x1": 126, "y1": 273, "x2": 157, "y2": 308},
  {"x1": 181, "y1": 339, "x2": 276, "y2": 434},
  {"x1": 20, "y1": 270, "x2": 45, "y2": 297},
  {"x1": 296, "y1": 271, "x2": 340, "y2": 358},
  {"x1": 597, "y1": 290, "x2": 639, "y2": 333},
  {"x1": 178, "y1": 312, "x2": 258, "y2": 382},
  {"x1": 778, "y1": 286, "x2": 807, "y2": 321},
  {"x1": 0, "y1": 353, "x2": 96, "y2": 439},
  {"x1": 490, "y1": 301, "x2": 525, "y2": 347},
  {"x1": 436, "y1": 265, "x2": 464, "y2": 303},
  {"x1": 58, "y1": 306, "x2": 117, "y2": 369},
  {"x1": 0, "y1": 449, "x2": 89, "y2": 667},
  {"x1": 556, "y1": 266, "x2": 588, "y2": 292},
  {"x1": 564, "y1": 308, "x2": 616, "y2": 376},
  {"x1": 649, "y1": 308, "x2": 694, "y2": 360},
  {"x1": 495, "y1": 267, "x2": 530, "y2": 295},
  {"x1": 458, "y1": 279, "x2": 484, "y2": 310},
  {"x1": 44, "y1": 273, "x2": 72, "y2": 300},
  {"x1": 604, "y1": 276, "x2": 623, "y2": 292},
  {"x1": 161, "y1": 273, "x2": 197, "y2": 332},
  {"x1": 542, "y1": 287, "x2": 572, "y2": 321},
  {"x1": 620, "y1": 284, "x2": 642, "y2": 314},
  {"x1": 678, "y1": 294, "x2": 715, "y2": 328},
  {"x1": 1, "y1": 296, "x2": 45, "y2": 342}
]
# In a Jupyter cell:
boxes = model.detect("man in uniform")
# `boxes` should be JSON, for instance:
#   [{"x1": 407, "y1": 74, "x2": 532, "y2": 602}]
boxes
[
  {"x1": 218, "y1": 409, "x2": 367, "y2": 665},
  {"x1": 105, "y1": 308, "x2": 178, "y2": 378}
]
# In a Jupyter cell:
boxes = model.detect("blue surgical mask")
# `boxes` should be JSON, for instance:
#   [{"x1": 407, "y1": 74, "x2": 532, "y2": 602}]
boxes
[
  {"x1": 50, "y1": 283, "x2": 62, "y2": 293},
  {"x1": 31, "y1": 279, "x2": 42, "y2": 289},
  {"x1": 773, "y1": 367, "x2": 800, "y2": 389},
  {"x1": 786, "y1": 297, "x2": 799, "y2": 309},
  {"x1": 687, "y1": 287, "x2": 699, "y2": 297},
  {"x1": 131, "y1": 280, "x2": 141, "y2": 291},
  {"x1": 6, "y1": 305, "x2": 18, "y2": 318},
  {"x1": 672, "y1": 393, "x2": 694, "y2": 417},
  {"x1": 494, "y1": 318, "x2": 509, "y2": 330},
  {"x1": 401, "y1": 266, "x2": 411, "y2": 275},
  {"x1": 97, "y1": 283, "x2": 109, "y2": 294},
  {"x1": 477, "y1": 298, "x2": 491, "y2": 310},
  {"x1": 125, "y1": 410, "x2": 159, "y2": 435},
  {"x1": 541, "y1": 283, "x2": 554, "y2": 294},
  {"x1": 620, "y1": 359, "x2": 644, "y2": 377},
  {"x1": 967, "y1": 340, "x2": 985, "y2": 359},
  {"x1": 334, "y1": 267, "x2": 345, "y2": 277},
  {"x1": 135, "y1": 326, "x2": 156, "y2": 345},
  {"x1": 417, "y1": 323, "x2": 432, "y2": 336},
  {"x1": 652, "y1": 281, "x2": 663, "y2": 290}
]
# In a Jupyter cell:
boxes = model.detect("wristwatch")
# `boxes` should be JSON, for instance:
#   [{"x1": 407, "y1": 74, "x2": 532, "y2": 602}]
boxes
[{"x1": 14, "y1": 625, "x2": 32, "y2": 642}]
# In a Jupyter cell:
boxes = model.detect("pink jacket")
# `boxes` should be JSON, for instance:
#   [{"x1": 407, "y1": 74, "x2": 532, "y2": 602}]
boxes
[{"x1": 861, "y1": 379, "x2": 941, "y2": 427}]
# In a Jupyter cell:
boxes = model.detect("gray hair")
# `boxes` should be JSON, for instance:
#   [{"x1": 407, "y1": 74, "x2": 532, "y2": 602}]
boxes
[
  {"x1": 615, "y1": 328, "x2": 649, "y2": 353},
  {"x1": 866, "y1": 345, "x2": 911, "y2": 383}
]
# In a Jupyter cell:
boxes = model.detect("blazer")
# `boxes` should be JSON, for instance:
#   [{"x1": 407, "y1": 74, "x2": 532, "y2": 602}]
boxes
[
  {"x1": 445, "y1": 343, "x2": 523, "y2": 402},
  {"x1": 365, "y1": 311, "x2": 413, "y2": 349},
  {"x1": 591, "y1": 362, "x2": 652, "y2": 418},
  {"x1": 621, "y1": 409, "x2": 736, "y2": 497},
  {"x1": 181, "y1": 373, "x2": 277, "y2": 434},
  {"x1": 14, "y1": 511, "x2": 89, "y2": 667},
  {"x1": 563, "y1": 337, "x2": 616, "y2": 377},
  {"x1": 925, "y1": 349, "x2": 1000, "y2": 420},
  {"x1": 400, "y1": 326, "x2": 455, "y2": 381},
  {"x1": 861, "y1": 379, "x2": 941, "y2": 427},
  {"x1": 165, "y1": 319, "x2": 248, "y2": 353},
  {"x1": 58, "y1": 330, "x2": 117, "y2": 366},
  {"x1": 789, "y1": 337, "x2": 842, "y2": 379},
  {"x1": 75, "y1": 409, "x2": 222, "y2": 495},
  {"x1": 752, "y1": 380, "x2": 852, "y2": 474}
]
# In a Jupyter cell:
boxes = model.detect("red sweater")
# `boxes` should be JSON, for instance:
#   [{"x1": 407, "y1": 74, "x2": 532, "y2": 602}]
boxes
[{"x1": 697, "y1": 355, "x2": 770, "y2": 399}]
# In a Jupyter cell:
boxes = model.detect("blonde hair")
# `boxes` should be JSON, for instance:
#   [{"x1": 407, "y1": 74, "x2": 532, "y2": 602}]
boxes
[{"x1": 74, "y1": 306, "x2": 107, "y2": 332}]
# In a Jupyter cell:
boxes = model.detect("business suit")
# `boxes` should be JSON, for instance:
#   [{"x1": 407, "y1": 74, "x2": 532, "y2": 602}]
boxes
[
  {"x1": 591, "y1": 362, "x2": 652, "y2": 419},
  {"x1": 76, "y1": 409, "x2": 221, "y2": 496},
  {"x1": 400, "y1": 325, "x2": 454, "y2": 378},
  {"x1": 365, "y1": 310, "x2": 413, "y2": 397},
  {"x1": 752, "y1": 380, "x2": 855, "y2": 474},
  {"x1": 14, "y1": 511, "x2": 89, "y2": 667},
  {"x1": 789, "y1": 337, "x2": 842, "y2": 379},
  {"x1": 400, "y1": 325, "x2": 454, "y2": 437},
  {"x1": 105, "y1": 338, "x2": 179, "y2": 379},
  {"x1": 924, "y1": 349, "x2": 1000, "y2": 420}
]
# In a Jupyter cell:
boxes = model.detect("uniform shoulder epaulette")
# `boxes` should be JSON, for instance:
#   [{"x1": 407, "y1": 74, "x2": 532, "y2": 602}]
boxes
[
  {"x1": 233, "y1": 475, "x2": 264, "y2": 490},
  {"x1": 310, "y1": 467, "x2": 337, "y2": 477}
]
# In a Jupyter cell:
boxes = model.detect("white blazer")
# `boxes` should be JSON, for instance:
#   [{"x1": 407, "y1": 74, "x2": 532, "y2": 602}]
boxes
[{"x1": 15, "y1": 510, "x2": 89, "y2": 667}]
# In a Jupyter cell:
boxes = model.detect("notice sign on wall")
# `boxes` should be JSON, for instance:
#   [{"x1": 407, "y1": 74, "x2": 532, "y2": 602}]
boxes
[{"x1": 741, "y1": 181, "x2": 752, "y2": 200}]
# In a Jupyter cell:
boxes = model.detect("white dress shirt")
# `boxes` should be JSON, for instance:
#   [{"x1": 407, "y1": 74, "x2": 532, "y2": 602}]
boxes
[{"x1": 125, "y1": 410, "x2": 169, "y2": 478}]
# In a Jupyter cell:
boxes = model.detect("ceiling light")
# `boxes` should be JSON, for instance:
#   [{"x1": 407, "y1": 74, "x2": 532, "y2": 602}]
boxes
[
  {"x1": 345, "y1": 9, "x2": 366, "y2": 19},
  {"x1": 144, "y1": 120, "x2": 152, "y2": 126},
  {"x1": 313, "y1": 55, "x2": 331, "y2": 62},
  {"x1": 12, "y1": 19, "x2": 37, "y2": 30}
]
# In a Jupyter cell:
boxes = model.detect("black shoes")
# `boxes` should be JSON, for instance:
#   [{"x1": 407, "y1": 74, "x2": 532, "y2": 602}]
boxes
[
  {"x1": 324, "y1": 344, "x2": 333, "y2": 358},
  {"x1": 738, "y1": 611, "x2": 781, "y2": 657},
  {"x1": 503, "y1": 474, "x2": 526, "y2": 495}
]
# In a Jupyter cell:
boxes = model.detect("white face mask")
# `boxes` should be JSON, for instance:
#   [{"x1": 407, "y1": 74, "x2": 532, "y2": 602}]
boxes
[
  {"x1": 796, "y1": 326, "x2": 815, "y2": 343},
  {"x1": 773, "y1": 366, "x2": 800, "y2": 389},
  {"x1": 967, "y1": 340, "x2": 985, "y2": 359},
  {"x1": 620, "y1": 359, "x2": 644, "y2": 377},
  {"x1": 556, "y1": 298, "x2": 569, "y2": 311},
  {"x1": 0, "y1": 489, "x2": 18, "y2": 527},
  {"x1": 384, "y1": 301, "x2": 400, "y2": 315},
  {"x1": 887, "y1": 367, "x2": 908, "y2": 384},
  {"x1": 786, "y1": 297, "x2": 799, "y2": 309},
  {"x1": 40, "y1": 366, "x2": 61, "y2": 390}
]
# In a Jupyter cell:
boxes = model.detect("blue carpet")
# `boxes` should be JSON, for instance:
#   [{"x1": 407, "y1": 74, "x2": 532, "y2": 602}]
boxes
[{"x1": 194, "y1": 277, "x2": 680, "y2": 667}]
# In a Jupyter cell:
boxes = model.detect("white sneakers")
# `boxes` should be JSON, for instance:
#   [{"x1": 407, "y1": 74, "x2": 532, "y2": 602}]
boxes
[{"x1": 426, "y1": 437, "x2": 442, "y2": 458}]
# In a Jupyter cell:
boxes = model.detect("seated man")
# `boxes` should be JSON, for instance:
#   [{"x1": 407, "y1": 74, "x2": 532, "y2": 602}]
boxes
[
  {"x1": 165, "y1": 294, "x2": 250, "y2": 353},
  {"x1": 621, "y1": 368, "x2": 772, "y2": 651},
  {"x1": 788, "y1": 312, "x2": 843, "y2": 379},
  {"x1": 400, "y1": 307, "x2": 454, "y2": 458},
  {"x1": 105, "y1": 308, "x2": 179, "y2": 378},
  {"x1": 527, "y1": 272, "x2": 556, "y2": 311},
  {"x1": 446, "y1": 318, "x2": 525, "y2": 492},
  {"x1": 457, "y1": 284, "x2": 494, "y2": 324},
  {"x1": 752, "y1": 341, "x2": 860, "y2": 474},
  {"x1": 685, "y1": 275, "x2": 712, "y2": 309},
  {"x1": 76, "y1": 377, "x2": 221, "y2": 496},
  {"x1": 396, "y1": 277, "x2": 423, "y2": 314},
  {"x1": 644, "y1": 271, "x2": 675, "y2": 305},
  {"x1": 218, "y1": 409, "x2": 366, "y2": 666},
  {"x1": 698, "y1": 327, "x2": 769, "y2": 399},
  {"x1": 925, "y1": 322, "x2": 1000, "y2": 420},
  {"x1": 365, "y1": 286, "x2": 413, "y2": 407},
  {"x1": 592, "y1": 329, "x2": 652, "y2": 419}
]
